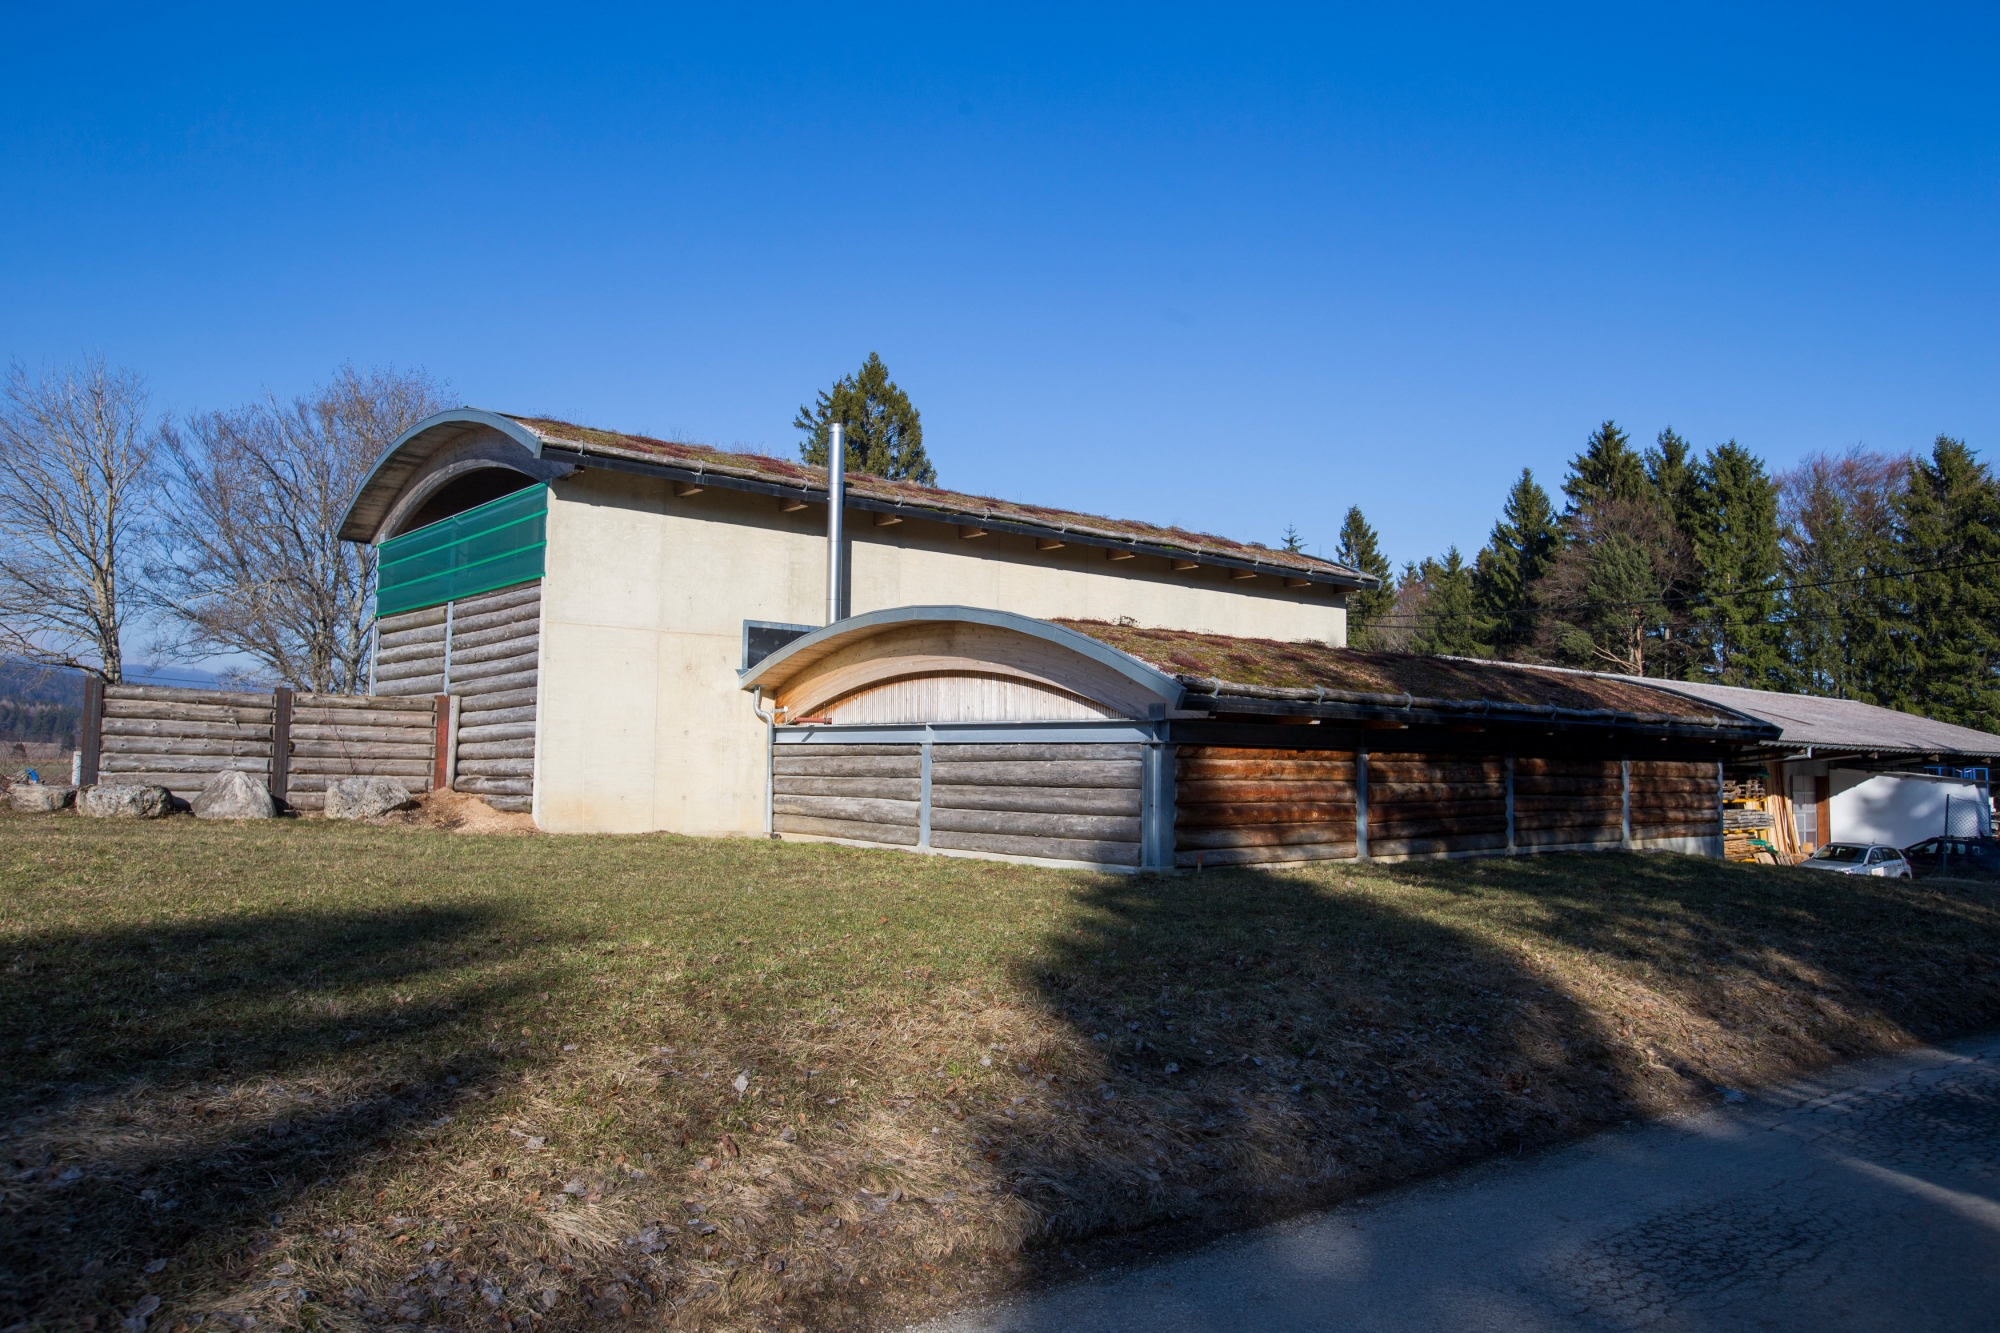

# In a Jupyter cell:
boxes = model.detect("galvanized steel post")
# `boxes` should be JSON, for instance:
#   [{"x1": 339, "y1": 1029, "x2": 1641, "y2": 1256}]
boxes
[{"x1": 826, "y1": 422, "x2": 845, "y2": 625}]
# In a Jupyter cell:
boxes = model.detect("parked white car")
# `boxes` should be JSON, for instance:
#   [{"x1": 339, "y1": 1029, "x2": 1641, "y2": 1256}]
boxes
[{"x1": 1798, "y1": 843, "x2": 1914, "y2": 878}]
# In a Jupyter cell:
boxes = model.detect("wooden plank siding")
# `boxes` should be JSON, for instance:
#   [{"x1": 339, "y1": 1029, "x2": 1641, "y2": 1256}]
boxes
[
  {"x1": 1174, "y1": 746, "x2": 1359, "y2": 867},
  {"x1": 374, "y1": 579, "x2": 540, "y2": 812},
  {"x1": 1366, "y1": 751, "x2": 1510, "y2": 858},
  {"x1": 1627, "y1": 758, "x2": 1724, "y2": 843}
]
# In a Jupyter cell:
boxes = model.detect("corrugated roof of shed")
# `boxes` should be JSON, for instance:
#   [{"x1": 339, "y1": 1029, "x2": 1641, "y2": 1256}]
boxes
[{"x1": 1625, "y1": 677, "x2": 2000, "y2": 757}]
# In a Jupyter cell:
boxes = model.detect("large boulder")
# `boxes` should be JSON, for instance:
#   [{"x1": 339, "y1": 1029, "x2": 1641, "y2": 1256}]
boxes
[
  {"x1": 325, "y1": 776, "x2": 415, "y2": 821},
  {"x1": 10, "y1": 783, "x2": 76, "y2": 813},
  {"x1": 192, "y1": 769, "x2": 276, "y2": 820},
  {"x1": 79, "y1": 784, "x2": 172, "y2": 819}
]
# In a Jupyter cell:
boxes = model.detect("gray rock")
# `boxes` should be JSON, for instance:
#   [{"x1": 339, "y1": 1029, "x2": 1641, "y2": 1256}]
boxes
[
  {"x1": 78, "y1": 784, "x2": 172, "y2": 818},
  {"x1": 324, "y1": 776, "x2": 414, "y2": 820},
  {"x1": 10, "y1": 783, "x2": 76, "y2": 813},
  {"x1": 192, "y1": 769, "x2": 276, "y2": 820}
]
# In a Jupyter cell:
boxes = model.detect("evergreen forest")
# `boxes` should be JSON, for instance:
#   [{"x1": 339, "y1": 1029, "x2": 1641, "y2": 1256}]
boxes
[{"x1": 1334, "y1": 424, "x2": 2000, "y2": 734}]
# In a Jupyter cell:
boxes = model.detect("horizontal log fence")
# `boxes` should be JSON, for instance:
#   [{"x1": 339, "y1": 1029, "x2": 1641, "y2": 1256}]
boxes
[{"x1": 81, "y1": 683, "x2": 447, "y2": 812}]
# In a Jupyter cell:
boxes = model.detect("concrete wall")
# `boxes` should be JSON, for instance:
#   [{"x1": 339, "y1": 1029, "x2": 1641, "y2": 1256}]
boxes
[
  {"x1": 533, "y1": 472, "x2": 1349, "y2": 834},
  {"x1": 1829, "y1": 769, "x2": 1990, "y2": 846}
]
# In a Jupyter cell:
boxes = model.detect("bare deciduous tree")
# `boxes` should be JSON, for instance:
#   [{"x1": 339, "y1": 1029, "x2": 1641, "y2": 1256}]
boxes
[
  {"x1": 0, "y1": 357, "x2": 161, "y2": 682},
  {"x1": 152, "y1": 364, "x2": 449, "y2": 693}
]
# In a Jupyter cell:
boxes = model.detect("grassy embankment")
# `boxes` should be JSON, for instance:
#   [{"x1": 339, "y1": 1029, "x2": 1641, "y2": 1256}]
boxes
[{"x1": 4, "y1": 811, "x2": 1999, "y2": 1332}]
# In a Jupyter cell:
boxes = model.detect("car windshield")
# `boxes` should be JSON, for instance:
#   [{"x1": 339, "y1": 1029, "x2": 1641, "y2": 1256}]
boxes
[{"x1": 1811, "y1": 844, "x2": 1868, "y2": 863}]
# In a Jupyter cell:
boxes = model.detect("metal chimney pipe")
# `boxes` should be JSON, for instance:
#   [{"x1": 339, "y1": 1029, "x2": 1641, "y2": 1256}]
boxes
[{"x1": 826, "y1": 421, "x2": 845, "y2": 625}]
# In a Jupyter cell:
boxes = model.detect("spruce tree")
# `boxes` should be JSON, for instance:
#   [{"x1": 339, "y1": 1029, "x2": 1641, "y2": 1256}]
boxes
[
  {"x1": 1473, "y1": 469, "x2": 1559, "y2": 656},
  {"x1": 1562, "y1": 420, "x2": 1651, "y2": 515},
  {"x1": 1410, "y1": 547, "x2": 1482, "y2": 656},
  {"x1": 1893, "y1": 436, "x2": 2000, "y2": 731},
  {"x1": 1688, "y1": 442, "x2": 1784, "y2": 686},
  {"x1": 1335, "y1": 506, "x2": 1395, "y2": 648},
  {"x1": 795, "y1": 352, "x2": 936, "y2": 484}
]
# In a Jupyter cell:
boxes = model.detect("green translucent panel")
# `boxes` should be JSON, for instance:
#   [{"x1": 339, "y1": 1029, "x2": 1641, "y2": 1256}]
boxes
[{"x1": 377, "y1": 484, "x2": 547, "y2": 616}]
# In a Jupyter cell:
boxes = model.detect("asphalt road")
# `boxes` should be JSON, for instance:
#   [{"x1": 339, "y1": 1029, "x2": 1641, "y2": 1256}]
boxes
[{"x1": 912, "y1": 1034, "x2": 2000, "y2": 1332}]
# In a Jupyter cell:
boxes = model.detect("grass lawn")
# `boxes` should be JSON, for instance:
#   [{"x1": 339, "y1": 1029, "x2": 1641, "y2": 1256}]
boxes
[{"x1": 4, "y1": 811, "x2": 1999, "y2": 1333}]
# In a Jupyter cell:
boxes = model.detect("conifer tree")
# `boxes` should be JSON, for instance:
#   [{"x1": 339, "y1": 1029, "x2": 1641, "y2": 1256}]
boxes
[
  {"x1": 1562, "y1": 420, "x2": 1650, "y2": 516},
  {"x1": 1335, "y1": 506, "x2": 1395, "y2": 648},
  {"x1": 1688, "y1": 442, "x2": 1784, "y2": 686},
  {"x1": 1410, "y1": 547, "x2": 1482, "y2": 656},
  {"x1": 1473, "y1": 469, "x2": 1559, "y2": 656},
  {"x1": 1776, "y1": 449, "x2": 1903, "y2": 701},
  {"x1": 1892, "y1": 436, "x2": 2000, "y2": 731},
  {"x1": 795, "y1": 353, "x2": 936, "y2": 484}
]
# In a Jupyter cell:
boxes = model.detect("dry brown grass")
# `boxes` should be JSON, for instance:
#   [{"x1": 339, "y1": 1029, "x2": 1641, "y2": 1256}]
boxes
[{"x1": 4, "y1": 810, "x2": 1999, "y2": 1333}]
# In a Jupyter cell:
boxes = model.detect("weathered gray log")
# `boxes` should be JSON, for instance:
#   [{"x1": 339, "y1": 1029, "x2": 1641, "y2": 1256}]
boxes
[
  {"x1": 481, "y1": 795, "x2": 534, "y2": 813},
  {"x1": 378, "y1": 624, "x2": 447, "y2": 650},
  {"x1": 770, "y1": 744, "x2": 918, "y2": 758},
  {"x1": 456, "y1": 712, "x2": 537, "y2": 737},
  {"x1": 288, "y1": 740, "x2": 433, "y2": 760},
  {"x1": 451, "y1": 581, "x2": 540, "y2": 614},
  {"x1": 444, "y1": 774, "x2": 531, "y2": 796},
  {"x1": 1175, "y1": 842, "x2": 1356, "y2": 868},
  {"x1": 379, "y1": 603, "x2": 448, "y2": 629},
  {"x1": 374, "y1": 673, "x2": 444, "y2": 696},
  {"x1": 448, "y1": 636, "x2": 536, "y2": 668},
  {"x1": 105, "y1": 684, "x2": 270, "y2": 708},
  {"x1": 102, "y1": 754, "x2": 268, "y2": 776},
  {"x1": 774, "y1": 813, "x2": 920, "y2": 845},
  {"x1": 290, "y1": 705, "x2": 434, "y2": 727},
  {"x1": 456, "y1": 737, "x2": 536, "y2": 761},
  {"x1": 104, "y1": 701, "x2": 272, "y2": 724},
  {"x1": 929, "y1": 828, "x2": 1138, "y2": 865},
  {"x1": 290, "y1": 758, "x2": 432, "y2": 778},
  {"x1": 451, "y1": 671, "x2": 537, "y2": 699},
  {"x1": 374, "y1": 655, "x2": 445, "y2": 683},
  {"x1": 449, "y1": 614, "x2": 540, "y2": 648},
  {"x1": 455, "y1": 688, "x2": 538, "y2": 714},
  {"x1": 772, "y1": 755, "x2": 920, "y2": 779},
  {"x1": 930, "y1": 783, "x2": 1141, "y2": 816},
  {"x1": 375, "y1": 641, "x2": 446, "y2": 667},
  {"x1": 99, "y1": 737, "x2": 272, "y2": 758},
  {"x1": 448, "y1": 660, "x2": 537, "y2": 691},
  {"x1": 101, "y1": 724, "x2": 271, "y2": 748},
  {"x1": 772, "y1": 776, "x2": 923, "y2": 801},
  {"x1": 929, "y1": 807, "x2": 1140, "y2": 842},
  {"x1": 455, "y1": 757, "x2": 533, "y2": 779},
  {"x1": 1175, "y1": 822, "x2": 1357, "y2": 850},
  {"x1": 772, "y1": 794, "x2": 919, "y2": 825},
  {"x1": 929, "y1": 743, "x2": 1143, "y2": 762},
  {"x1": 928, "y1": 759, "x2": 1138, "y2": 788},
  {"x1": 289, "y1": 722, "x2": 433, "y2": 744},
  {"x1": 11, "y1": 784, "x2": 76, "y2": 813}
]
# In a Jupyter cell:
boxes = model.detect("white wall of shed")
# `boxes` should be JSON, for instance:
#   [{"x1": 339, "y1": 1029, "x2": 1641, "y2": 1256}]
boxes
[
  {"x1": 1828, "y1": 770, "x2": 1991, "y2": 846},
  {"x1": 532, "y1": 471, "x2": 1347, "y2": 835}
]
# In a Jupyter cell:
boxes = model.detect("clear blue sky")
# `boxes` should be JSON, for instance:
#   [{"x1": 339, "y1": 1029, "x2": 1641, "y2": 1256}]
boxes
[{"x1": 3, "y1": 3, "x2": 1993, "y2": 572}]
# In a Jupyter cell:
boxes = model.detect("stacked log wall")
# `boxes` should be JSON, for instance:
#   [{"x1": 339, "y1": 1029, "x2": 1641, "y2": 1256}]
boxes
[
  {"x1": 1367, "y1": 751, "x2": 1510, "y2": 858},
  {"x1": 1628, "y1": 759, "x2": 1722, "y2": 843},
  {"x1": 1174, "y1": 746, "x2": 1356, "y2": 867},
  {"x1": 284, "y1": 694, "x2": 437, "y2": 811},
  {"x1": 772, "y1": 744, "x2": 922, "y2": 846},
  {"x1": 772, "y1": 741, "x2": 1144, "y2": 866},
  {"x1": 95, "y1": 685, "x2": 435, "y2": 809},
  {"x1": 929, "y1": 743, "x2": 1142, "y2": 866},
  {"x1": 374, "y1": 579, "x2": 540, "y2": 813},
  {"x1": 98, "y1": 686, "x2": 275, "y2": 801},
  {"x1": 1512, "y1": 757, "x2": 1626, "y2": 848}
]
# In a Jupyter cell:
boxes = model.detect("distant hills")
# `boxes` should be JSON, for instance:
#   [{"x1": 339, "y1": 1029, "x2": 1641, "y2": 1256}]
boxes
[{"x1": 0, "y1": 659, "x2": 235, "y2": 745}]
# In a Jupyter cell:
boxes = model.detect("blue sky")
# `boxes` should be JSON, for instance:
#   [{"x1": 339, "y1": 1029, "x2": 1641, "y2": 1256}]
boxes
[{"x1": 2, "y1": 3, "x2": 1993, "y2": 573}]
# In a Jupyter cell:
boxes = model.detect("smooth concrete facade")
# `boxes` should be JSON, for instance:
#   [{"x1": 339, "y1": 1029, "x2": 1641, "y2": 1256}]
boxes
[{"x1": 533, "y1": 471, "x2": 1348, "y2": 834}]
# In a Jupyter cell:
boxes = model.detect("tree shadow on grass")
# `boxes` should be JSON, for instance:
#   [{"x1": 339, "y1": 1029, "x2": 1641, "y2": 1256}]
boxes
[
  {"x1": 0, "y1": 903, "x2": 555, "y2": 1329},
  {"x1": 985, "y1": 852, "x2": 2000, "y2": 1296}
]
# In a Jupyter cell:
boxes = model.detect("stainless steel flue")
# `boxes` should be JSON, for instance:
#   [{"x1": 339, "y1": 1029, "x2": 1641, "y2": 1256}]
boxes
[{"x1": 826, "y1": 421, "x2": 845, "y2": 625}]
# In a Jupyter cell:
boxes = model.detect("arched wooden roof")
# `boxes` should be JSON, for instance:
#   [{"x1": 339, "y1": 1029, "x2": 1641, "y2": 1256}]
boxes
[
  {"x1": 338, "y1": 409, "x2": 568, "y2": 544},
  {"x1": 739, "y1": 606, "x2": 1185, "y2": 724}
]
